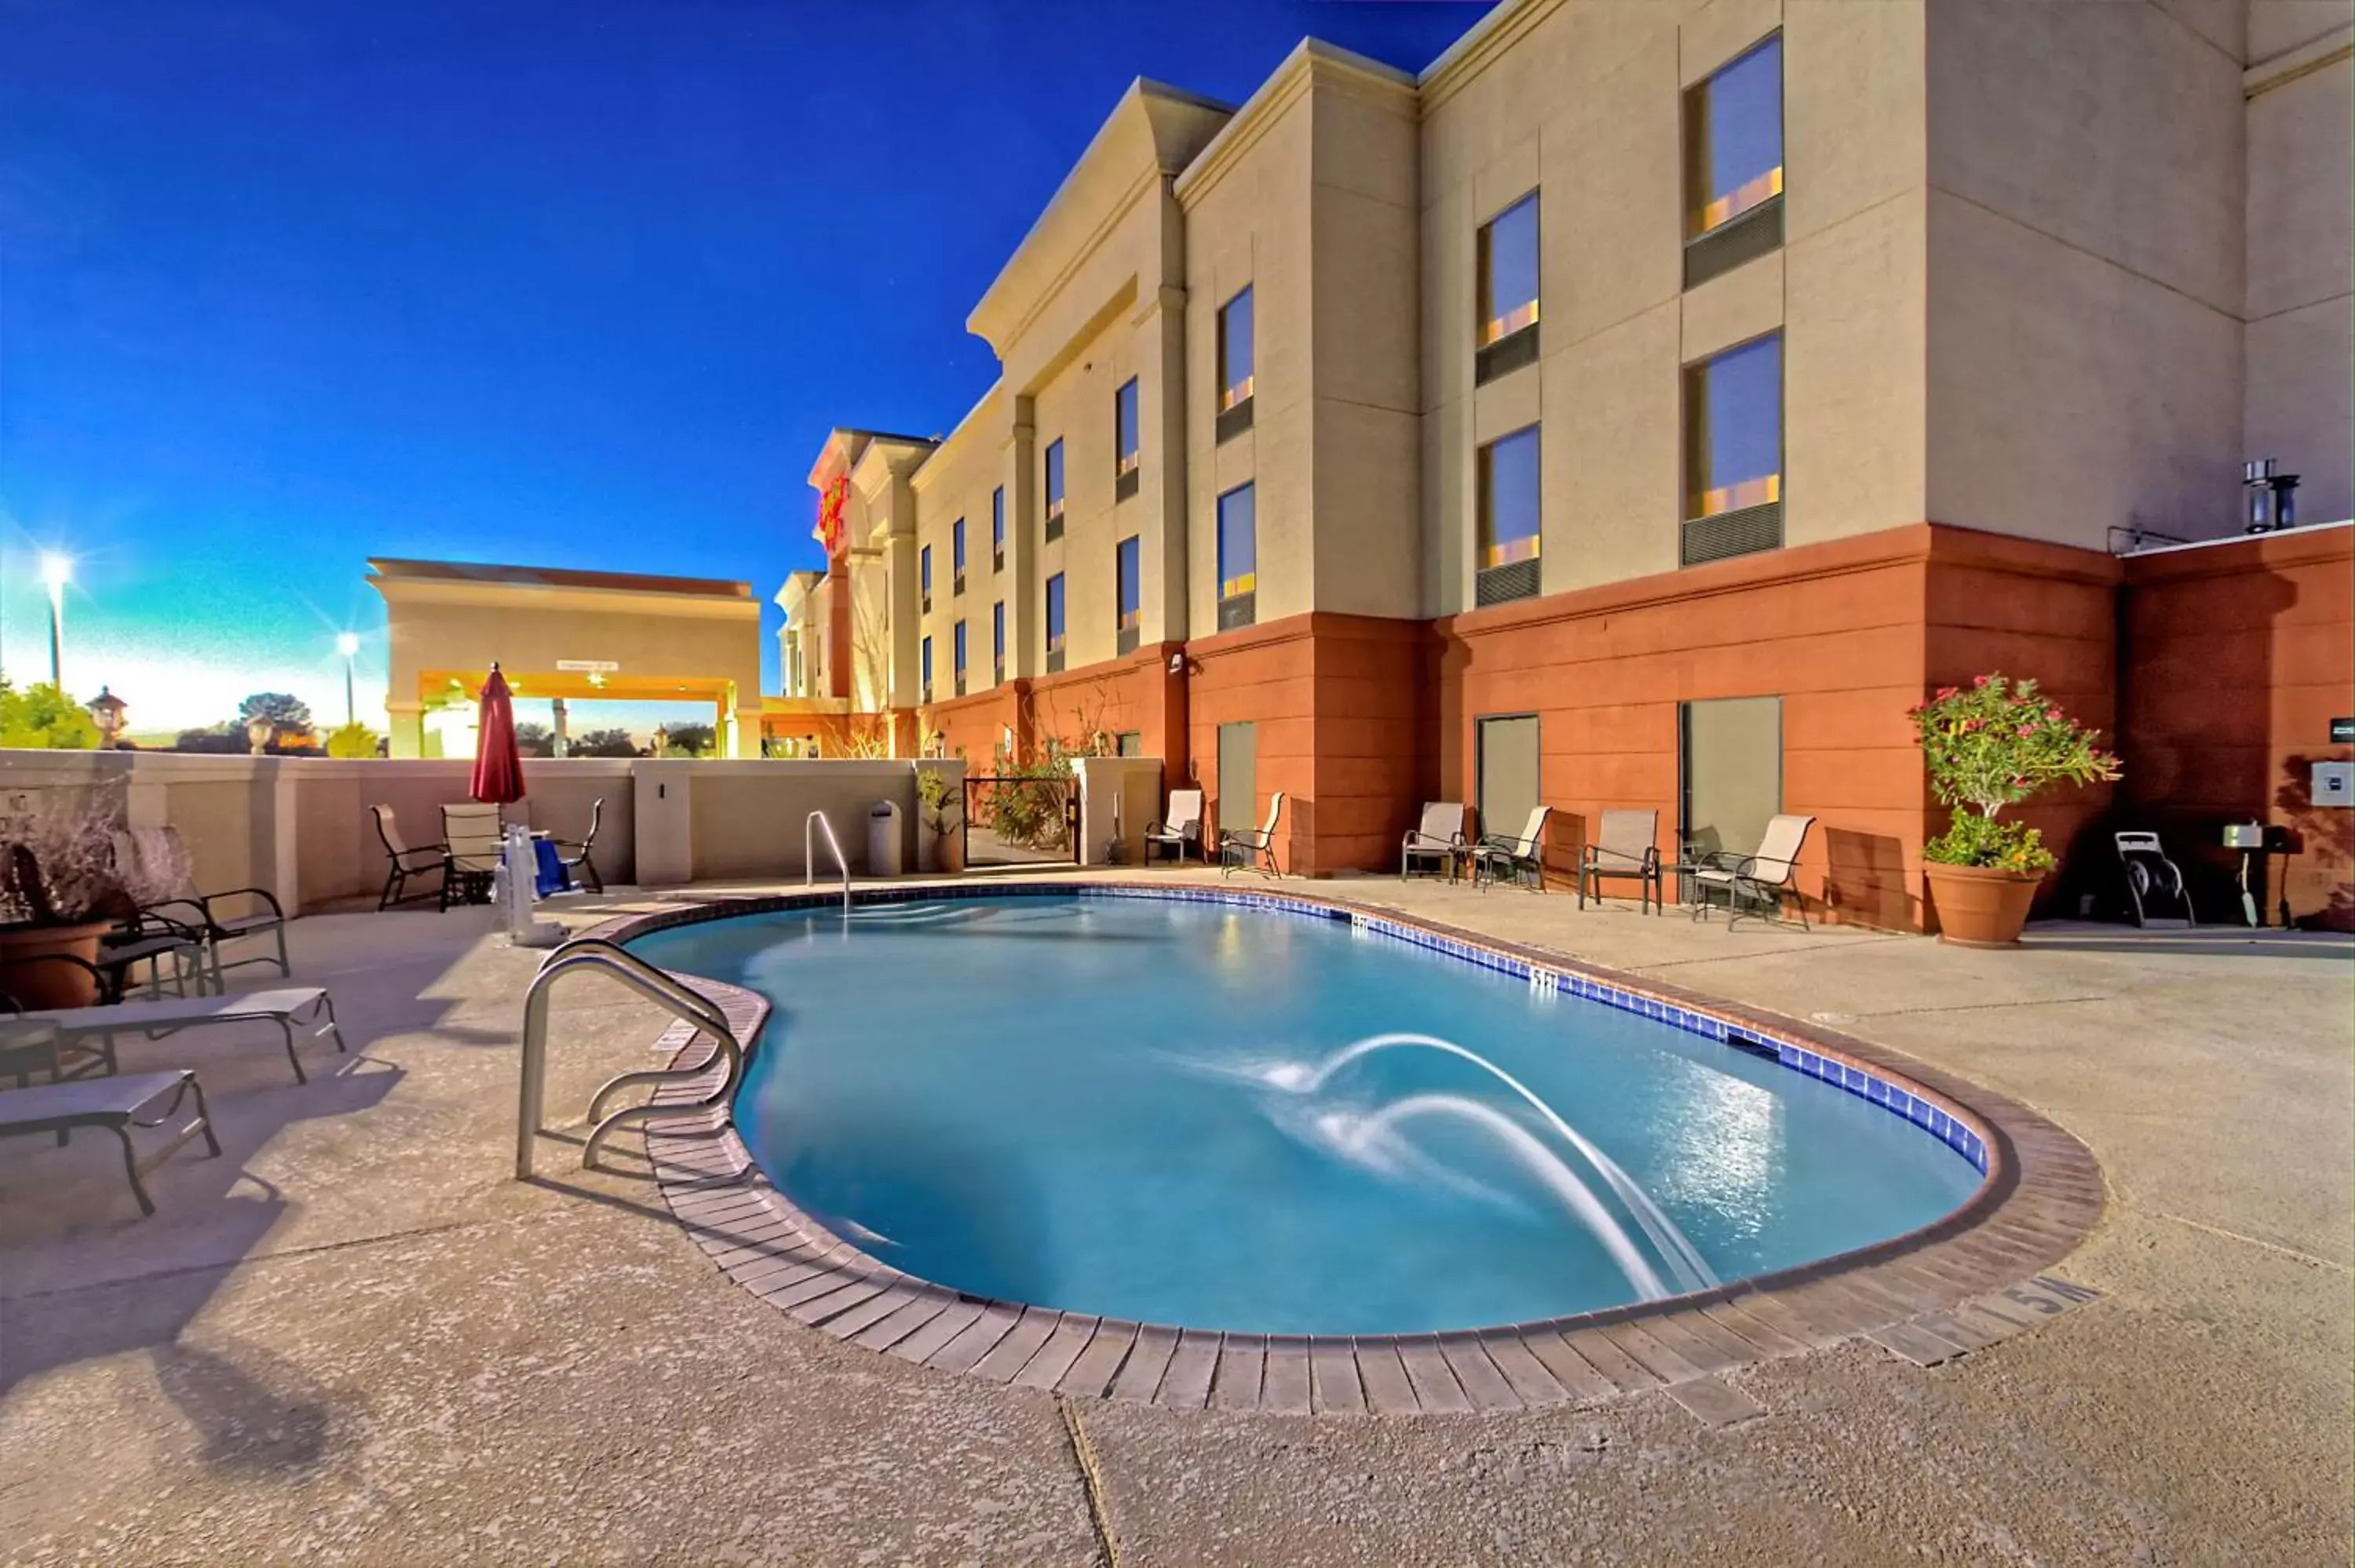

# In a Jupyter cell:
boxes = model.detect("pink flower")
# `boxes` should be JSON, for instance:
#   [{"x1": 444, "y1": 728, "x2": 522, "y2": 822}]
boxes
[
  {"x1": 2045, "y1": 706, "x2": 2063, "y2": 721},
  {"x1": 1973, "y1": 674, "x2": 1992, "y2": 687},
  {"x1": 1934, "y1": 686, "x2": 1959, "y2": 701},
  {"x1": 1962, "y1": 719, "x2": 1984, "y2": 732},
  {"x1": 2017, "y1": 724, "x2": 2036, "y2": 737}
]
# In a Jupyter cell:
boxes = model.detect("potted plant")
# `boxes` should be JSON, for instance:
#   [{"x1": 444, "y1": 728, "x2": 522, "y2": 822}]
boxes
[
  {"x1": 1910, "y1": 674, "x2": 2120, "y2": 946},
  {"x1": 0, "y1": 783, "x2": 190, "y2": 1007},
  {"x1": 915, "y1": 767, "x2": 965, "y2": 875}
]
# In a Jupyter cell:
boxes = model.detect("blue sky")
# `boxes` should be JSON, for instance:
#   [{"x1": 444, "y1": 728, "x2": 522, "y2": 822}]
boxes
[{"x1": 0, "y1": 0, "x2": 1481, "y2": 737}]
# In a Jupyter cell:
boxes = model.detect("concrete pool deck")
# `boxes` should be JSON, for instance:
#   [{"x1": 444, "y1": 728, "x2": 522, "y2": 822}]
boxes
[{"x1": 1, "y1": 870, "x2": 2348, "y2": 1565}]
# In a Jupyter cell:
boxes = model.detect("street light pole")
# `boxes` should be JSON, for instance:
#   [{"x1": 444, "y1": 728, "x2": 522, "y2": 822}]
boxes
[
  {"x1": 336, "y1": 633, "x2": 360, "y2": 726},
  {"x1": 39, "y1": 554, "x2": 70, "y2": 687}
]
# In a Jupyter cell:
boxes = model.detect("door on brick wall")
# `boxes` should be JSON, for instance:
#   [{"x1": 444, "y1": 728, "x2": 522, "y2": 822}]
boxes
[
  {"x1": 1681, "y1": 697, "x2": 1781, "y2": 866},
  {"x1": 1476, "y1": 714, "x2": 1541, "y2": 847},
  {"x1": 1216, "y1": 721, "x2": 1257, "y2": 843}
]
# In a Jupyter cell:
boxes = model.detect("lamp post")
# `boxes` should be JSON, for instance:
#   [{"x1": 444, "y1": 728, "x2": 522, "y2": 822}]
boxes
[
  {"x1": 86, "y1": 687, "x2": 126, "y2": 748},
  {"x1": 39, "y1": 553, "x2": 70, "y2": 687},
  {"x1": 335, "y1": 632, "x2": 360, "y2": 727}
]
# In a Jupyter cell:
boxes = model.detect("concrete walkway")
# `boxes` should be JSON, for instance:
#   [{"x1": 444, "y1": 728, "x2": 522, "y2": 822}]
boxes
[{"x1": 0, "y1": 873, "x2": 2346, "y2": 1566}]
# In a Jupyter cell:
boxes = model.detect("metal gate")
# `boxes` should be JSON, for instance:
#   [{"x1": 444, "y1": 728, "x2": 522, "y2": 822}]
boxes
[{"x1": 963, "y1": 773, "x2": 1078, "y2": 868}]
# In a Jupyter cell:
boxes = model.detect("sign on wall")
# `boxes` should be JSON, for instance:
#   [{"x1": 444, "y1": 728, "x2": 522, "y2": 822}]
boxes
[{"x1": 557, "y1": 660, "x2": 621, "y2": 673}]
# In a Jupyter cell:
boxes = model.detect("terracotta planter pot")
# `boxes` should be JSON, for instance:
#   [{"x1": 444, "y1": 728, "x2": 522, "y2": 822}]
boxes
[
  {"x1": 1925, "y1": 862, "x2": 2043, "y2": 947},
  {"x1": 0, "y1": 919, "x2": 115, "y2": 1008}
]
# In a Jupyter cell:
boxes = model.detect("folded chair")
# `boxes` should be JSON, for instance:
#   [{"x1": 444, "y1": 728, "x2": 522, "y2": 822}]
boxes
[
  {"x1": 1690, "y1": 814, "x2": 1816, "y2": 929},
  {"x1": 1474, "y1": 805, "x2": 1553, "y2": 892},
  {"x1": 1400, "y1": 802, "x2": 1470, "y2": 882},
  {"x1": 1218, "y1": 793, "x2": 1285, "y2": 879},
  {"x1": 554, "y1": 798, "x2": 606, "y2": 894},
  {"x1": 1578, "y1": 809, "x2": 1663, "y2": 912},
  {"x1": 371, "y1": 804, "x2": 446, "y2": 910},
  {"x1": 440, "y1": 803, "x2": 505, "y2": 910},
  {"x1": 1145, "y1": 789, "x2": 1206, "y2": 864}
]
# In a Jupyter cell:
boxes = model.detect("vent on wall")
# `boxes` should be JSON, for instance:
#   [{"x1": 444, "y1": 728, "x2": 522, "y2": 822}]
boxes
[
  {"x1": 1046, "y1": 648, "x2": 1065, "y2": 674},
  {"x1": 1218, "y1": 592, "x2": 1256, "y2": 632},
  {"x1": 1680, "y1": 501, "x2": 1784, "y2": 567},
  {"x1": 1684, "y1": 197, "x2": 1783, "y2": 291},
  {"x1": 1216, "y1": 399, "x2": 1254, "y2": 444},
  {"x1": 1117, "y1": 625, "x2": 1139, "y2": 655},
  {"x1": 1475, "y1": 325, "x2": 1541, "y2": 387},
  {"x1": 1044, "y1": 516, "x2": 1064, "y2": 544},
  {"x1": 1475, "y1": 559, "x2": 1542, "y2": 607}
]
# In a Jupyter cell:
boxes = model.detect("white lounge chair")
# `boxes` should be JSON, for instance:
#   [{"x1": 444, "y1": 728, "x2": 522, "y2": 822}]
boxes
[
  {"x1": 1219, "y1": 793, "x2": 1284, "y2": 879},
  {"x1": 1145, "y1": 789, "x2": 1206, "y2": 864},
  {"x1": 13, "y1": 986, "x2": 350, "y2": 1085},
  {"x1": 1473, "y1": 805, "x2": 1552, "y2": 892},
  {"x1": 1400, "y1": 802, "x2": 1470, "y2": 882},
  {"x1": 1578, "y1": 809, "x2": 1663, "y2": 912},
  {"x1": 1690, "y1": 814, "x2": 1815, "y2": 929}
]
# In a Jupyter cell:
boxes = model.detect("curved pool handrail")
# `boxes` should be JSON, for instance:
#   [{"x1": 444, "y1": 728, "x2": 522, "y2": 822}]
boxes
[
  {"x1": 805, "y1": 811, "x2": 850, "y2": 911},
  {"x1": 517, "y1": 936, "x2": 745, "y2": 1179}
]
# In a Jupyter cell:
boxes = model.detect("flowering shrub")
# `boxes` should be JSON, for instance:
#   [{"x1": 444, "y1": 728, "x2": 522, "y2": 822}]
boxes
[{"x1": 1909, "y1": 674, "x2": 2120, "y2": 873}]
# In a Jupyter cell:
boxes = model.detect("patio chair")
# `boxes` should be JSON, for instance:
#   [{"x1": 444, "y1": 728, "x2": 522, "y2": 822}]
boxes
[
  {"x1": 1473, "y1": 805, "x2": 1552, "y2": 892},
  {"x1": 1689, "y1": 814, "x2": 1816, "y2": 929},
  {"x1": 1400, "y1": 802, "x2": 1470, "y2": 882},
  {"x1": 553, "y1": 798, "x2": 606, "y2": 894},
  {"x1": 1145, "y1": 789, "x2": 1206, "y2": 864},
  {"x1": 371, "y1": 804, "x2": 446, "y2": 910},
  {"x1": 1578, "y1": 809, "x2": 1663, "y2": 913},
  {"x1": 1218, "y1": 792, "x2": 1284, "y2": 879},
  {"x1": 111, "y1": 826, "x2": 290, "y2": 989},
  {"x1": 13, "y1": 985, "x2": 350, "y2": 1085},
  {"x1": 0, "y1": 1069, "x2": 221, "y2": 1216},
  {"x1": 4, "y1": 842, "x2": 206, "y2": 1005},
  {"x1": 440, "y1": 803, "x2": 505, "y2": 910}
]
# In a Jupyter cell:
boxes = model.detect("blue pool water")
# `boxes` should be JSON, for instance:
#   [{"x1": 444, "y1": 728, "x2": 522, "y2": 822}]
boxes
[{"x1": 630, "y1": 894, "x2": 1981, "y2": 1337}]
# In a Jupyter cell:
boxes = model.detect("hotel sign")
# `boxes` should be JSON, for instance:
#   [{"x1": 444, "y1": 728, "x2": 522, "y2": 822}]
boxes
[{"x1": 557, "y1": 660, "x2": 621, "y2": 673}]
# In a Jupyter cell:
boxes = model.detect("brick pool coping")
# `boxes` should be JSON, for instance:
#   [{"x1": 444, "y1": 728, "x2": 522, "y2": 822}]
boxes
[{"x1": 590, "y1": 881, "x2": 2107, "y2": 1417}]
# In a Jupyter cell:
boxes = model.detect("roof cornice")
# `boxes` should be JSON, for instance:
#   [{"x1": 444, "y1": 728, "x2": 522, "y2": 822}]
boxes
[
  {"x1": 1174, "y1": 39, "x2": 1416, "y2": 210},
  {"x1": 1418, "y1": 0, "x2": 1564, "y2": 115}
]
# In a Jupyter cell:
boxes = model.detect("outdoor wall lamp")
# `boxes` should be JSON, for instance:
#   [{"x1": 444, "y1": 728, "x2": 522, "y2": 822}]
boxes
[
  {"x1": 1167, "y1": 651, "x2": 1200, "y2": 676},
  {"x1": 86, "y1": 687, "x2": 126, "y2": 747}
]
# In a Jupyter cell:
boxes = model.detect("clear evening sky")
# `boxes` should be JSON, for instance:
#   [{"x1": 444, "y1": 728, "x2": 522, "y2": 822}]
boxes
[{"x1": 0, "y1": 0, "x2": 1477, "y2": 738}]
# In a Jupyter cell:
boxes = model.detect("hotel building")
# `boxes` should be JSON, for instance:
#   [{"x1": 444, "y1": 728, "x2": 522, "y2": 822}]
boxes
[{"x1": 776, "y1": 0, "x2": 2355, "y2": 928}]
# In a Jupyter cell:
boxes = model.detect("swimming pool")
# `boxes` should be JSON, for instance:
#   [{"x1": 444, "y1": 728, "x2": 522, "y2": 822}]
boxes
[{"x1": 629, "y1": 890, "x2": 1984, "y2": 1339}]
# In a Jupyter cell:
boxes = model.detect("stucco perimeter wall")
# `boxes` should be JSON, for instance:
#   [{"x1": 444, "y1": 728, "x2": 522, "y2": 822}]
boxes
[
  {"x1": 2120, "y1": 522, "x2": 2355, "y2": 928},
  {"x1": 1924, "y1": 0, "x2": 2248, "y2": 549}
]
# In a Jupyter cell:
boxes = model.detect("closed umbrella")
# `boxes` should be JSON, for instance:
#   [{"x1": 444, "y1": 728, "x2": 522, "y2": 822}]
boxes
[{"x1": 471, "y1": 663, "x2": 526, "y2": 805}]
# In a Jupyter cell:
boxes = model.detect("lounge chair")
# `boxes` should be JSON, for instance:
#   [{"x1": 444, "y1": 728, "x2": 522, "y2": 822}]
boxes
[
  {"x1": 1578, "y1": 809, "x2": 1663, "y2": 912},
  {"x1": 1400, "y1": 802, "x2": 1470, "y2": 882},
  {"x1": 1473, "y1": 805, "x2": 1552, "y2": 892},
  {"x1": 371, "y1": 804, "x2": 446, "y2": 910},
  {"x1": 1218, "y1": 793, "x2": 1284, "y2": 878},
  {"x1": 553, "y1": 798, "x2": 606, "y2": 894},
  {"x1": 0, "y1": 1069, "x2": 221, "y2": 1216},
  {"x1": 440, "y1": 803, "x2": 505, "y2": 910},
  {"x1": 1690, "y1": 814, "x2": 1815, "y2": 928},
  {"x1": 13, "y1": 986, "x2": 350, "y2": 1085},
  {"x1": 1145, "y1": 789, "x2": 1206, "y2": 864},
  {"x1": 112, "y1": 826, "x2": 290, "y2": 989}
]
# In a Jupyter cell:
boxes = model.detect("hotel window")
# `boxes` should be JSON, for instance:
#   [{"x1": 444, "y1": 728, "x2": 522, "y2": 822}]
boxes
[
  {"x1": 1216, "y1": 481, "x2": 1256, "y2": 632},
  {"x1": 1115, "y1": 377, "x2": 1141, "y2": 501},
  {"x1": 1476, "y1": 425, "x2": 1542, "y2": 607},
  {"x1": 992, "y1": 486, "x2": 1006, "y2": 571},
  {"x1": 992, "y1": 600, "x2": 1006, "y2": 685},
  {"x1": 920, "y1": 635, "x2": 933, "y2": 705},
  {"x1": 1684, "y1": 34, "x2": 1784, "y2": 289},
  {"x1": 951, "y1": 519, "x2": 966, "y2": 595},
  {"x1": 1682, "y1": 332, "x2": 1784, "y2": 565},
  {"x1": 1216, "y1": 286, "x2": 1254, "y2": 442},
  {"x1": 1476, "y1": 193, "x2": 1540, "y2": 385},
  {"x1": 1115, "y1": 534, "x2": 1141, "y2": 655},
  {"x1": 919, "y1": 545, "x2": 932, "y2": 613},
  {"x1": 1043, "y1": 438, "x2": 1066, "y2": 542},
  {"x1": 954, "y1": 619, "x2": 967, "y2": 697},
  {"x1": 1046, "y1": 572, "x2": 1067, "y2": 673}
]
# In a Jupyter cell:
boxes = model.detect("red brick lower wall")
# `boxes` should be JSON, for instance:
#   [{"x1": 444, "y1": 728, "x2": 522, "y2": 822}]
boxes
[
  {"x1": 923, "y1": 643, "x2": 1189, "y2": 780},
  {"x1": 2120, "y1": 523, "x2": 2354, "y2": 929}
]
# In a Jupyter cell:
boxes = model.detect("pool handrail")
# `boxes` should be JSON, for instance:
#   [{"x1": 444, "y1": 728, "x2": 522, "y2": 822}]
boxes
[
  {"x1": 805, "y1": 810, "x2": 850, "y2": 910},
  {"x1": 517, "y1": 936, "x2": 745, "y2": 1179}
]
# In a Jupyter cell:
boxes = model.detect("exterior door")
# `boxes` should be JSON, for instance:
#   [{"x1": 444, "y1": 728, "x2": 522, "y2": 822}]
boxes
[
  {"x1": 1680, "y1": 697, "x2": 1782, "y2": 860},
  {"x1": 1217, "y1": 721, "x2": 1258, "y2": 841},
  {"x1": 1476, "y1": 714, "x2": 1540, "y2": 845}
]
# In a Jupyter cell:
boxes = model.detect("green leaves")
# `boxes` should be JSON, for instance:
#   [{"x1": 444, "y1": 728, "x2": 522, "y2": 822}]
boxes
[{"x1": 1909, "y1": 673, "x2": 2120, "y2": 869}]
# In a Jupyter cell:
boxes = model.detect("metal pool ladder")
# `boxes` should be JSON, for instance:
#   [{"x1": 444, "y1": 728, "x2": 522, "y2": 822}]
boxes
[
  {"x1": 805, "y1": 809, "x2": 851, "y2": 911},
  {"x1": 516, "y1": 936, "x2": 747, "y2": 1180}
]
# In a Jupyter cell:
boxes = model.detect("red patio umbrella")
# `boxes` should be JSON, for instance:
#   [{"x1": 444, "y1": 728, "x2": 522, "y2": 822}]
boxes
[{"x1": 470, "y1": 663, "x2": 527, "y2": 805}]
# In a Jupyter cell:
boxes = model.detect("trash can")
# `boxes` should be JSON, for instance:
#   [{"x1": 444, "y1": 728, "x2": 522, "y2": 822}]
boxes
[{"x1": 867, "y1": 800, "x2": 904, "y2": 877}]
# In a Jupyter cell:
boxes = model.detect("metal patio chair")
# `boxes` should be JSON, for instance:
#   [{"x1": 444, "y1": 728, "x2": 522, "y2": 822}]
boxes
[
  {"x1": 1400, "y1": 802, "x2": 1470, "y2": 882},
  {"x1": 1689, "y1": 814, "x2": 1816, "y2": 929},
  {"x1": 553, "y1": 798, "x2": 606, "y2": 894},
  {"x1": 440, "y1": 803, "x2": 505, "y2": 910},
  {"x1": 111, "y1": 826, "x2": 290, "y2": 988},
  {"x1": 1145, "y1": 789, "x2": 1206, "y2": 864},
  {"x1": 1578, "y1": 808, "x2": 1663, "y2": 912},
  {"x1": 1218, "y1": 792, "x2": 1284, "y2": 878},
  {"x1": 1473, "y1": 805, "x2": 1552, "y2": 892}
]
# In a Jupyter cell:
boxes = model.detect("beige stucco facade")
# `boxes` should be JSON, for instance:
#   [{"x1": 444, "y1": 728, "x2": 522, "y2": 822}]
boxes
[{"x1": 369, "y1": 559, "x2": 765, "y2": 759}]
